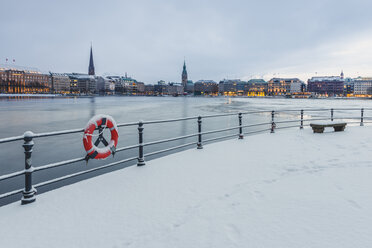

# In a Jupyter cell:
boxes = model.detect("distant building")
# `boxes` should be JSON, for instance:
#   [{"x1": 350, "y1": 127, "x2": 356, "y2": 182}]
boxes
[
  {"x1": 194, "y1": 80, "x2": 218, "y2": 95},
  {"x1": 307, "y1": 76, "x2": 344, "y2": 96},
  {"x1": 0, "y1": 65, "x2": 50, "y2": 94},
  {"x1": 49, "y1": 72, "x2": 70, "y2": 93},
  {"x1": 247, "y1": 79, "x2": 268, "y2": 96},
  {"x1": 218, "y1": 79, "x2": 241, "y2": 96},
  {"x1": 144, "y1": 84, "x2": 155, "y2": 95},
  {"x1": 96, "y1": 77, "x2": 115, "y2": 95},
  {"x1": 186, "y1": 80, "x2": 194, "y2": 93},
  {"x1": 137, "y1": 82, "x2": 145, "y2": 95},
  {"x1": 68, "y1": 73, "x2": 97, "y2": 94},
  {"x1": 105, "y1": 75, "x2": 122, "y2": 92},
  {"x1": 290, "y1": 81, "x2": 306, "y2": 93},
  {"x1": 353, "y1": 77, "x2": 372, "y2": 96},
  {"x1": 154, "y1": 80, "x2": 167, "y2": 95},
  {"x1": 268, "y1": 78, "x2": 302, "y2": 96},
  {"x1": 167, "y1": 82, "x2": 184, "y2": 96},
  {"x1": 182, "y1": 60, "x2": 188, "y2": 91},
  {"x1": 343, "y1": 78, "x2": 354, "y2": 96}
]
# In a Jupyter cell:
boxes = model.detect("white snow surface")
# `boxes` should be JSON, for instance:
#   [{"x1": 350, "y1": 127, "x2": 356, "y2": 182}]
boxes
[{"x1": 1, "y1": 126, "x2": 372, "y2": 248}]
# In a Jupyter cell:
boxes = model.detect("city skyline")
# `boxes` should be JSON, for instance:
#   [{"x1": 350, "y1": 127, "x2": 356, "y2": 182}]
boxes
[{"x1": 2, "y1": 0, "x2": 372, "y2": 83}]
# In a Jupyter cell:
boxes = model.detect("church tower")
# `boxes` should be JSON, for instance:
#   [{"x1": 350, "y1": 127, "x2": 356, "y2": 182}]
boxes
[
  {"x1": 182, "y1": 60, "x2": 188, "y2": 90},
  {"x1": 88, "y1": 44, "x2": 95, "y2": 76},
  {"x1": 340, "y1": 70, "x2": 344, "y2": 79}
]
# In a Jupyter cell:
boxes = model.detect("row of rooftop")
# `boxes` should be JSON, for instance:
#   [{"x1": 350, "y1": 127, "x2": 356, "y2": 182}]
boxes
[{"x1": 0, "y1": 63, "x2": 371, "y2": 97}]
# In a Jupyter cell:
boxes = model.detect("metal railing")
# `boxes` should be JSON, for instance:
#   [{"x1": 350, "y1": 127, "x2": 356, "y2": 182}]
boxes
[{"x1": 0, "y1": 107, "x2": 371, "y2": 205}]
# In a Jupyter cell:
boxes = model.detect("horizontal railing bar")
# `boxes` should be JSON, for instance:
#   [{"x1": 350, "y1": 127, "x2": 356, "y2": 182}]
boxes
[
  {"x1": 203, "y1": 133, "x2": 238, "y2": 143},
  {"x1": 275, "y1": 119, "x2": 301, "y2": 124},
  {"x1": 275, "y1": 108, "x2": 369, "y2": 113},
  {"x1": 276, "y1": 125, "x2": 301, "y2": 130},
  {"x1": 116, "y1": 122, "x2": 139, "y2": 127},
  {"x1": 34, "y1": 157, "x2": 138, "y2": 188},
  {"x1": 202, "y1": 126, "x2": 240, "y2": 135},
  {"x1": 275, "y1": 108, "x2": 327, "y2": 113},
  {"x1": 144, "y1": 142, "x2": 197, "y2": 157},
  {"x1": 116, "y1": 144, "x2": 140, "y2": 152},
  {"x1": 302, "y1": 118, "x2": 332, "y2": 122},
  {"x1": 0, "y1": 170, "x2": 24, "y2": 181},
  {"x1": 201, "y1": 112, "x2": 241, "y2": 118},
  {"x1": 0, "y1": 188, "x2": 23, "y2": 200},
  {"x1": 0, "y1": 135, "x2": 24, "y2": 144},
  {"x1": 142, "y1": 116, "x2": 198, "y2": 124},
  {"x1": 332, "y1": 117, "x2": 363, "y2": 120},
  {"x1": 34, "y1": 157, "x2": 86, "y2": 172},
  {"x1": 241, "y1": 110, "x2": 275, "y2": 115},
  {"x1": 243, "y1": 128, "x2": 272, "y2": 135},
  {"x1": 143, "y1": 133, "x2": 199, "y2": 147},
  {"x1": 203, "y1": 110, "x2": 272, "y2": 119},
  {"x1": 241, "y1": 122, "x2": 272, "y2": 128},
  {"x1": 33, "y1": 128, "x2": 85, "y2": 138}
]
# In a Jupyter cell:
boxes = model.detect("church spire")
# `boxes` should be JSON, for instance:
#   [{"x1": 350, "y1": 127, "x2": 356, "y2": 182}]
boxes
[
  {"x1": 88, "y1": 44, "x2": 95, "y2": 75},
  {"x1": 182, "y1": 59, "x2": 188, "y2": 90}
]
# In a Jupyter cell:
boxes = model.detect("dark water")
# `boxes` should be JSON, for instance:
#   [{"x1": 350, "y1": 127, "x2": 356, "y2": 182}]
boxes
[{"x1": 1, "y1": 96, "x2": 370, "y2": 206}]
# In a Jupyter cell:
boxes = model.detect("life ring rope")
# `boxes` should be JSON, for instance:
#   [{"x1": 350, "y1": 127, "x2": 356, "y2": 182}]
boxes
[{"x1": 83, "y1": 115, "x2": 119, "y2": 161}]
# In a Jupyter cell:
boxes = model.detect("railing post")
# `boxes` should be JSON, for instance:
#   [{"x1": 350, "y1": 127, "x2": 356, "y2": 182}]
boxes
[
  {"x1": 300, "y1": 109, "x2": 304, "y2": 129},
  {"x1": 197, "y1": 116, "x2": 203, "y2": 149},
  {"x1": 238, "y1": 113, "x2": 243, "y2": 139},
  {"x1": 331, "y1": 108, "x2": 334, "y2": 121},
  {"x1": 21, "y1": 131, "x2": 36, "y2": 205},
  {"x1": 361, "y1": 108, "x2": 364, "y2": 126},
  {"x1": 271, "y1": 110, "x2": 275, "y2": 133},
  {"x1": 137, "y1": 121, "x2": 145, "y2": 166}
]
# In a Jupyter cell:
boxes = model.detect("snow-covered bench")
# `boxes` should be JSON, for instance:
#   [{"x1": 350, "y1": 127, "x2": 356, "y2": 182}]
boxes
[{"x1": 310, "y1": 122, "x2": 347, "y2": 133}]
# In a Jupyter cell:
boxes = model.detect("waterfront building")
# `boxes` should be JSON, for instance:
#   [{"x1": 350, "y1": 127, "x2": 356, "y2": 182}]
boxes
[
  {"x1": 167, "y1": 82, "x2": 184, "y2": 96},
  {"x1": 236, "y1": 81, "x2": 249, "y2": 96},
  {"x1": 268, "y1": 78, "x2": 302, "y2": 96},
  {"x1": 343, "y1": 78, "x2": 354, "y2": 96},
  {"x1": 182, "y1": 60, "x2": 188, "y2": 91},
  {"x1": 290, "y1": 80, "x2": 306, "y2": 94},
  {"x1": 247, "y1": 79, "x2": 268, "y2": 96},
  {"x1": 144, "y1": 84, "x2": 155, "y2": 95},
  {"x1": 88, "y1": 45, "x2": 95, "y2": 76},
  {"x1": 67, "y1": 73, "x2": 97, "y2": 94},
  {"x1": 194, "y1": 80, "x2": 218, "y2": 95},
  {"x1": 105, "y1": 75, "x2": 123, "y2": 93},
  {"x1": 307, "y1": 76, "x2": 344, "y2": 96},
  {"x1": 186, "y1": 80, "x2": 194, "y2": 94},
  {"x1": 49, "y1": 72, "x2": 70, "y2": 94},
  {"x1": 137, "y1": 82, "x2": 145, "y2": 95},
  {"x1": 353, "y1": 77, "x2": 372, "y2": 97},
  {"x1": 96, "y1": 77, "x2": 115, "y2": 95},
  {"x1": 154, "y1": 80, "x2": 167, "y2": 95},
  {"x1": 121, "y1": 76, "x2": 138, "y2": 95},
  {"x1": 0, "y1": 65, "x2": 50, "y2": 94},
  {"x1": 218, "y1": 79, "x2": 241, "y2": 96}
]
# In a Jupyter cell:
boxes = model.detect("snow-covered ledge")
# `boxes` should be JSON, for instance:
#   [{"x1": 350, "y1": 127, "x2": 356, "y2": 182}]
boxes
[{"x1": 0, "y1": 126, "x2": 371, "y2": 248}]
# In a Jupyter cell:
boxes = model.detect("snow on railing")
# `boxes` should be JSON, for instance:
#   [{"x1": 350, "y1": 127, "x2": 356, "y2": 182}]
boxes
[{"x1": 0, "y1": 108, "x2": 370, "y2": 206}]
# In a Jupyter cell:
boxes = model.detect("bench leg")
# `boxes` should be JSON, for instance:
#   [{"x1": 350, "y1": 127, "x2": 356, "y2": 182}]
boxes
[
  {"x1": 312, "y1": 127, "x2": 324, "y2": 133},
  {"x1": 334, "y1": 126, "x2": 345, "y2": 132}
]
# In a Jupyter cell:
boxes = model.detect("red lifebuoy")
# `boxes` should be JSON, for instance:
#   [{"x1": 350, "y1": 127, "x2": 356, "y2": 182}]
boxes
[{"x1": 83, "y1": 115, "x2": 119, "y2": 160}]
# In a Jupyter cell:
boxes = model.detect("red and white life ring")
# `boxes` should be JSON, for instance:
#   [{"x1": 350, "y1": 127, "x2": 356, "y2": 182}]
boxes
[{"x1": 83, "y1": 115, "x2": 119, "y2": 160}]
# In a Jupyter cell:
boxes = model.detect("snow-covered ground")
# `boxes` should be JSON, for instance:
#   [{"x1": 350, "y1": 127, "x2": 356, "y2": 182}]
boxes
[{"x1": 1, "y1": 126, "x2": 372, "y2": 248}]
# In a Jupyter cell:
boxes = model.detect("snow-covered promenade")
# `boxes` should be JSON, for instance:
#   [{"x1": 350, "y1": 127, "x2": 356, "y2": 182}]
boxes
[{"x1": 1, "y1": 126, "x2": 372, "y2": 248}]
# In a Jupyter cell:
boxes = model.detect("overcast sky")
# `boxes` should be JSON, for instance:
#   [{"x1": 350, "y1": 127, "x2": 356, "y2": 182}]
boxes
[{"x1": 2, "y1": 0, "x2": 372, "y2": 83}]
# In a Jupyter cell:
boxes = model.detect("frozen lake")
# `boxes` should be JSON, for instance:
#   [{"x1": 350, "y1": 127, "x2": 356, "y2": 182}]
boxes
[{"x1": 0, "y1": 96, "x2": 371, "y2": 205}]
